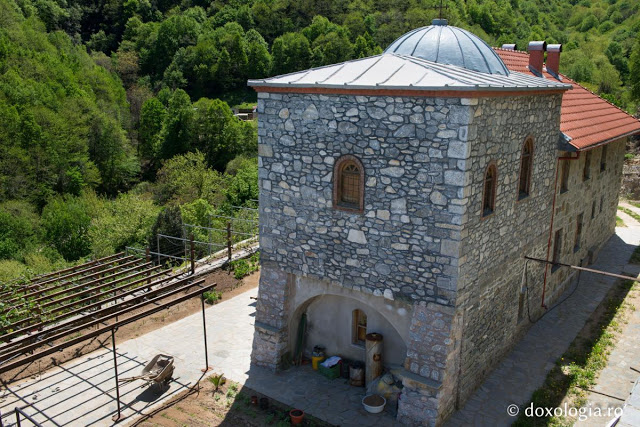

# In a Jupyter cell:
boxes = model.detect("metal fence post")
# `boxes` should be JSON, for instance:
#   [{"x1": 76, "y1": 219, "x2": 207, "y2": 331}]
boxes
[
  {"x1": 190, "y1": 234, "x2": 195, "y2": 275},
  {"x1": 111, "y1": 328, "x2": 122, "y2": 422},
  {"x1": 226, "y1": 221, "x2": 232, "y2": 263},
  {"x1": 200, "y1": 292, "x2": 212, "y2": 373},
  {"x1": 156, "y1": 234, "x2": 161, "y2": 265}
]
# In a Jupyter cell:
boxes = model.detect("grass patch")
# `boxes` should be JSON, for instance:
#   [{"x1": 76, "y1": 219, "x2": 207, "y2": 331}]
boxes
[
  {"x1": 513, "y1": 278, "x2": 638, "y2": 426},
  {"x1": 619, "y1": 206, "x2": 640, "y2": 223},
  {"x1": 616, "y1": 216, "x2": 625, "y2": 227},
  {"x1": 630, "y1": 201, "x2": 640, "y2": 210}
]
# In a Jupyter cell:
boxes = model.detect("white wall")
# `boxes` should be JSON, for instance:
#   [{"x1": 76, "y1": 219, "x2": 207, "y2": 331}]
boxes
[{"x1": 303, "y1": 294, "x2": 407, "y2": 366}]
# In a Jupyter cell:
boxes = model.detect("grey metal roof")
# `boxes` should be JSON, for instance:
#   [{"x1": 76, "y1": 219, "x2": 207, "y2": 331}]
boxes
[
  {"x1": 385, "y1": 20, "x2": 510, "y2": 76},
  {"x1": 248, "y1": 53, "x2": 572, "y2": 92}
]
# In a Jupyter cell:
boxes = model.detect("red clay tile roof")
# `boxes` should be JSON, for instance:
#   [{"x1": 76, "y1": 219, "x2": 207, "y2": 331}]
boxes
[{"x1": 494, "y1": 48, "x2": 640, "y2": 150}]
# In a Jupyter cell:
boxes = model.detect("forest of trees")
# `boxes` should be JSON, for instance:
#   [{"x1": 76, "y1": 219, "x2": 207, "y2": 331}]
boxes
[{"x1": 1, "y1": 0, "x2": 640, "y2": 281}]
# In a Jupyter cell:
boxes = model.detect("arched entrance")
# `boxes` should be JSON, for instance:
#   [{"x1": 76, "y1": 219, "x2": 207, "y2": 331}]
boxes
[{"x1": 287, "y1": 275, "x2": 411, "y2": 366}]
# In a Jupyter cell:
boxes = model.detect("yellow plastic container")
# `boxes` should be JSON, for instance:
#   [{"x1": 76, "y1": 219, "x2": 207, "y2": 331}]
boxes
[{"x1": 312, "y1": 356, "x2": 325, "y2": 370}]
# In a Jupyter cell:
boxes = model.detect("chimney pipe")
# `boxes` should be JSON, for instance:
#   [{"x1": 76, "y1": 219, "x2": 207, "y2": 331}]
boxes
[
  {"x1": 546, "y1": 44, "x2": 562, "y2": 78},
  {"x1": 527, "y1": 41, "x2": 546, "y2": 76},
  {"x1": 501, "y1": 43, "x2": 517, "y2": 50}
]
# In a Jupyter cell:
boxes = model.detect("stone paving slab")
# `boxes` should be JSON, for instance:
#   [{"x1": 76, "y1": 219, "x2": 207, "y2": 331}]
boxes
[
  {"x1": 446, "y1": 225, "x2": 640, "y2": 427},
  {"x1": 575, "y1": 276, "x2": 640, "y2": 426}
]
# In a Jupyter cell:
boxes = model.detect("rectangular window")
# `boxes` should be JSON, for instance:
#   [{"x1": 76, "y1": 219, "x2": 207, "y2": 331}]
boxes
[
  {"x1": 353, "y1": 309, "x2": 367, "y2": 345},
  {"x1": 574, "y1": 214, "x2": 583, "y2": 252},
  {"x1": 583, "y1": 151, "x2": 592, "y2": 181},
  {"x1": 560, "y1": 160, "x2": 570, "y2": 193},
  {"x1": 600, "y1": 145, "x2": 607, "y2": 172},
  {"x1": 552, "y1": 229, "x2": 562, "y2": 272}
]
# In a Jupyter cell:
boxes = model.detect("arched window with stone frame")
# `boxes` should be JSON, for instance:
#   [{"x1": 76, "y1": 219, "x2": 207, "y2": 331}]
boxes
[
  {"x1": 482, "y1": 163, "x2": 497, "y2": 217},
  {"x1": 333, "y1": 155, "x2": 365, "y2": 213},
  {"x1": 518, "y1": 137, "x2": 534, "y2": 200}
]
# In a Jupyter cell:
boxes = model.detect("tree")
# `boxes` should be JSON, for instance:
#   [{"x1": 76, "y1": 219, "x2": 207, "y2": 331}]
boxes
[
  {"x1": 246, "y1": 30, "x2": 272, "y2": 78},
  {"x1": 41, "y1": 195, "x2": 92, "y2": 261},
  {"x1": 159, "y1": 89, "x2": 193, "y2": 160},
  {"x1": 630, "y1": 36, "x2": 640, "y2": 101},
  {"x1": 191, "y1": 98, "x2": 241, "y2": 169},
  {"x1": 148, "y1": 205, "x2": 184, "y2": 257},
  {"x1": 272, "y1": 33, "x2": 312, "y2": 75},
  {"x1": 153, "y1": 151, "x2": 225, "y2": 205},
  {"x1": 224, "y1": 156, "x2": 258, "y2": 207},
  {"x1": 89, "y1": 192, "x2": 160, "y2": 257},
  {"x1": 139, "y1": 97, "x2": 166, "y2": 160}
]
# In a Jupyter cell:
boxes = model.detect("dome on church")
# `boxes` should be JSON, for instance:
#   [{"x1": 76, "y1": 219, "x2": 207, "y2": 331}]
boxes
[{"x1": 385, "y1": 19, "x2": 510, "y2": 76}]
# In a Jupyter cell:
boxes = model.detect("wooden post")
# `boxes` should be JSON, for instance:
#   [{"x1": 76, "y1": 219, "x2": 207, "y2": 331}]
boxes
[
  {"x1": 190, "y1": 234, "x2": 195, "y2": 276},
  {"x1": 227, "y1": 221, "x2": 232, "y2": 263}
]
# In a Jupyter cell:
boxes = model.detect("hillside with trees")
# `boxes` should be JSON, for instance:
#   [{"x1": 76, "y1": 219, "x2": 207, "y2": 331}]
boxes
[{"x1": 1, "y1": 0, "x2": 639, "y2": 281}]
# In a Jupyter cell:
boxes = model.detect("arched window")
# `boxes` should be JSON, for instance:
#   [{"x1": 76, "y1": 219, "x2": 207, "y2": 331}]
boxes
[
  {"x1": 352, "y1": 309, "x2": 367, "y2": 345},
  {"x1": 333, "y1": 155, "x2": 364, "y2": 212},
  {"x1": 483, "y1": 164, "x2": 497, "y2": 217},
  {"x1": 518, "y1": 138, "x2": 533, "y2": 199}
]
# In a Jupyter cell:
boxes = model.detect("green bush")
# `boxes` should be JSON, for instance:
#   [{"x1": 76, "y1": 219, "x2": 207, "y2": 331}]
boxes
[
  {"x1": 230, "y1": 251, "x2": 259, "y2": 279},
  {"x1": 204, "y1": 290, "x2": 222, "y2": 304}
]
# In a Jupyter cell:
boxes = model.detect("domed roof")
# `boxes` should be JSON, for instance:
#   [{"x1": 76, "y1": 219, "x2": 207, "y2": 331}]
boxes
[{"x1": 385, "y1": 19, "x2": 510, "y2": 76}]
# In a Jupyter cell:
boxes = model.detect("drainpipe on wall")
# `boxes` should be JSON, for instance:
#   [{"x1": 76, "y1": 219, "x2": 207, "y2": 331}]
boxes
[{"x1": 540, "y1": 151, "x2": 580, "y2": 308}]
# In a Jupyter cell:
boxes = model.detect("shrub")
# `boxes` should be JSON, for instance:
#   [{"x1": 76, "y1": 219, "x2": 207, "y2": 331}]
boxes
[
  {"x1": 230, "y1": 251, "x2": 259, "y2": 279},
  {"x1": 203, "y1": 290, "x2": 222, "y2": 304}
]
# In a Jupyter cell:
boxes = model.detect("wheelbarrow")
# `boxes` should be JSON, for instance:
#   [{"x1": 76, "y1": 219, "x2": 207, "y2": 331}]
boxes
[{"x1": 119, "y1": 354, "x2": 174, "y2": 388}]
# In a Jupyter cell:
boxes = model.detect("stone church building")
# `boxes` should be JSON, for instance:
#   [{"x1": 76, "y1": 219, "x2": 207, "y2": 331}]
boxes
[{"x1": 248, "y1": 20, "x2": 640, "y2": 425}]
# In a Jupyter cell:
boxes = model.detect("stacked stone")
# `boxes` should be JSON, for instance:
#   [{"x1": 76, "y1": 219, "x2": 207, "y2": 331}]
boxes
[{"x1": 258, "y1": 92, "x2": 471, "y2": 307}]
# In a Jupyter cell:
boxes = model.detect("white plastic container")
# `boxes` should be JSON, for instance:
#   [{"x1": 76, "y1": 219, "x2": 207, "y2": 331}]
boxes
[{"x1": 362, "y1": 394, "x2": 386, "y2": 414}]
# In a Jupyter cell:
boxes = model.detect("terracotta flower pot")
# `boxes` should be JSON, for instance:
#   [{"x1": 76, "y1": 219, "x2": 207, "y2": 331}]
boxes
[{"x1": 289, "y1": 409, "x2": 304, "y2": 425}]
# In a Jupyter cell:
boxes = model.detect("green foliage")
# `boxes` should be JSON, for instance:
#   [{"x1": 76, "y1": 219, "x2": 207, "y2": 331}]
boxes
[
  {"x1": 203, "y1": 290, "x2": 222, "y2": 304},
  {"x1": 630, "y1": 36, "x2": 640, "y2": 100},
  {"x1": 208, "y1": 373, "x2": 225, "y2": 392},
  {"x1": 224, "y1": 156, "x2": 258, "y2": 207},
  {"x1": 272, "y1": 32, "x2": 312, "y2": 75},
  {"x1": 148, "y1": 205, "x2": 183, "y2": 256},
  {"x1": 89, "y1": 192, "x2": 160, "y2": 257},
  {"x1": 41, "y1": 194, "x2": 93, "y2": 261},
  {"x1": 139, "y1": 97, "x2": 167, "y2": 160},
  {"x1": 154, "y1": 151, "x2": 225, "y2": 205},
  {"x1": 230, "y1": 251, "x2": 259, "y2": 280},
  {"x1": 0, "y1": 200, "x2": 40, "y2": 261}
]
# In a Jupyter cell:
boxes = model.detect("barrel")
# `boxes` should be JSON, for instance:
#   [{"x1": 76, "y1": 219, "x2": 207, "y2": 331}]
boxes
[{"x1": 365, "y1": 332, "x2": 383, "y2": 386}]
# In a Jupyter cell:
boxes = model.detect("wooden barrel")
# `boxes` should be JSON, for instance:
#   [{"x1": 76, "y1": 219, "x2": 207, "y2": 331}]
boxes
[{"x1": 365, "y1": 332, "x2": 383, "y2": 386}]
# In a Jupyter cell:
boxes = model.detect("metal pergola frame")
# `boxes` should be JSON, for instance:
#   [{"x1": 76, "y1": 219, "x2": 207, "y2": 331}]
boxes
[{"x1": 0, "y1": 253, "x2": 218, "y2": 424}]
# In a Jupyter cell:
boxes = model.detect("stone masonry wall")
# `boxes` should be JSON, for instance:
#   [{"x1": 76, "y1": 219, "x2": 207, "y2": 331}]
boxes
[
  {"x1": 453, "y1": 95, "x2": 626, "y2": 413},
  {"x1": 454, "y1": 94, "x2": 563, "y2": 407},
  {"x1": 254, "y1": 91, "x2": 474, "y2": 425},
  {"x1": 545, "y1": 138, "x2": 626, "y2": 301},
  {"x1": 256, "y1": 92, "x2": 472, "y2": 306}
]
